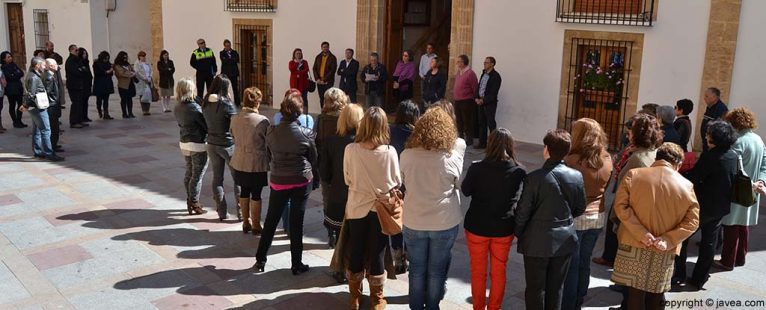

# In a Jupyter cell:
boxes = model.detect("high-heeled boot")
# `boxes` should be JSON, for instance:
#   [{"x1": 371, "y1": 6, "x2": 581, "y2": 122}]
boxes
[
  {"x1": 347, "y1": 271, "x2": 364, "y2": 310},
  {"x1": 240, "y1": 197, "x2": 251, "y2": 233},
  {"x1": 368, "y1": 273, "x2": 387, "y2": 310},
  {"x1": 250, "y1": 200, "x2": 263, "y2": 235}
]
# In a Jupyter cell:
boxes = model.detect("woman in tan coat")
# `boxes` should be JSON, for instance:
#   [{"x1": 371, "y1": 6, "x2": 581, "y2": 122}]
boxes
[
  {"x1": 611, "y1": 143, "x2": 700, "y2": 309},
  {"x1": 230, "y1": 87, "x2": 270, "y2": 235},
  {"x1": 113, "y1": 51, "x2": 136, "y2": 118}
]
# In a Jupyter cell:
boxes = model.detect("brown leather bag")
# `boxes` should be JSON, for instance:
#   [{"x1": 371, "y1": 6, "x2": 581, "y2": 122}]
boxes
[{"x1": 374, "y1": 187, "x2": 404, "y2": 236}]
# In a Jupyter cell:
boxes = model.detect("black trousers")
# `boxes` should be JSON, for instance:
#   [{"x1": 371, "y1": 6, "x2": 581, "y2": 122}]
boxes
[
  {"x1": 478, "y1": 102, "x2": 498, "y2": 146},
  {"x1": 523, "y1": 254, "x2": 572, "y2": 310},
  {"x1": 341, "y1": 86, "x2": 357, "y2": 103},
  {"x1": 6, "y1": 95, "x2": 23, "y2": 125},
  {"x1": 96, "y1": 94, "x2": 110, "y2": 116},
  {"x1": 118, "y1": 89, "x2": 134, "y2": 117},
  {"x1": 601, "y1": 208, "x2": 619, "y2": 262},
  {"x1": 347, "y1": 212, "x2": 387, "y2": 275},
  {"x1": 455, "y1": 99, "x2": 476, "y2": 143},
  {"x1": 627, "y1": 287, "x2": 665, "y2": 310},
  {"x1": 255, "y1": 185, "x2": 310, "y2": 267},
  {"x1": 196, "y1": 74, "x2": 213, "y2": 98},
  {"x1": 68, "y1": 88, "x2": 85, "y2": 125},
  {"x1": 49, "y1": 106, "x2": 61, "y2": 147},
  {"x1": 674, "y1": 216, "x2": 722, "y2": 287},
  {"x1": 230, "y1": 75, "x2": 240, "y2": 106},
  {"x1": 317, "y1": 84, "x2": 331, "y2": 109}
]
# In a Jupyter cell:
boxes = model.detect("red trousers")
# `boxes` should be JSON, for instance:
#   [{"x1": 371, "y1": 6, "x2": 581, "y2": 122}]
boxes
[
  {"x1": 466, "y1": 231, "x2": 514, "y2": 310},
  {"x1": 720, "y1": 225, "x2": 749, "y2": 268}
]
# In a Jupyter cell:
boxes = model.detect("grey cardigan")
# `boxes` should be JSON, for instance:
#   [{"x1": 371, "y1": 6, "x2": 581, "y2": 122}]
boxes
[{"x1": 230, "y1": 110, "x2": 270, "y2": 173}]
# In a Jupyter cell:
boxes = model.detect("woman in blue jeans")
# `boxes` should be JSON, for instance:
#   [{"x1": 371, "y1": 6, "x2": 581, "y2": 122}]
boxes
[
  {"x1": 21, "y1": 57, "x2": 63, "y2": 162},
  {"x1": 562, "y1": 118, "x2": 614, "y2": 310},
  {"x1": 202, "y1": 74, "x2": 241, "y2": 221},
  {"x1": 400, "y1": 106, "x2": 467, "y2": 309},
  {"x1": 174, "y1": 78, "x2": 208, "y2": 215}
]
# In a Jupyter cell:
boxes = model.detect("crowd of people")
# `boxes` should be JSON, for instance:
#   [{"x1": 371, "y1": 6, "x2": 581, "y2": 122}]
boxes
[{"x1": 3, "y1": 38, "x2": 766, "y2": 310}]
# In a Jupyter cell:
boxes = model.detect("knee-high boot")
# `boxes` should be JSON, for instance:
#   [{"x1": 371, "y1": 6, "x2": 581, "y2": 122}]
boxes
[
  {"x1": 239, "y1": 197, "x2": 251, "y2": 233},
  {"x1": 368, "y1": 273, "x2": 387, "y2": 310},
  {"x1": 347, "y1": 271, "x2": 364, "y2": 310},
  {"x1": 250, "y1": 199, "x2": 263, "y2": 235}
]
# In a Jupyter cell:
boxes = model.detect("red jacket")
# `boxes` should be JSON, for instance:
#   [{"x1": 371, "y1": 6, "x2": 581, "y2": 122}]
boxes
[{"x1": 289, "y1": 60, "x2": 310, "y2": 92}]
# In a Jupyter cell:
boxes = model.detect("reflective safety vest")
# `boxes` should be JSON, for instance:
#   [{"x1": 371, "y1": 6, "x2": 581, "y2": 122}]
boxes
[{"x1": 193, "y1": 48, "x2": 214, "y2": 60}]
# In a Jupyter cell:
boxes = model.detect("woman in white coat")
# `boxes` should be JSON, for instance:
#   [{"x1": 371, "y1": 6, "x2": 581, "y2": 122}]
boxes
[{"x1": 135, "y1": 51, "x2": 153, "y2": 115}]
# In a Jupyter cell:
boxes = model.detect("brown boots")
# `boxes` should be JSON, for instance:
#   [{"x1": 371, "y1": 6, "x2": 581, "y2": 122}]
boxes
[
  {"x1": 250, "y1": 200, "x2": 263, "y2": 235},
  {"x1": 368, "y1": 273, "x2": 387, "y2": 310},
  {"x1": 347, "y1": 271, "x2": 364, "y2": 310},
  {"x1": 240, "y1": 198, "x2": 263, "y2": 234},
  {"x1": 186, "y1": 200, "x2": 206, "y2": 215},
  {"x1": 240, "y1": 197, "x2": 252, "y2": 233},
  {"x1": 347, "y1": 271, "x2": 387, "y2": 310}
]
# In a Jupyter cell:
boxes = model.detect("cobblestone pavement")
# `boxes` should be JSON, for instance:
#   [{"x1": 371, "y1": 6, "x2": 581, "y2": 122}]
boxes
[{"x1": 0, "y1": 98, "x2": 764, "y2": 309}]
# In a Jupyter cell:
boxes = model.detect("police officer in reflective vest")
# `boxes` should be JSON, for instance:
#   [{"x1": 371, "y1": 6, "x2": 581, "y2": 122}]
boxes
[{"x1": 190, "y1": 38, "x2": 217, "y2": 98}]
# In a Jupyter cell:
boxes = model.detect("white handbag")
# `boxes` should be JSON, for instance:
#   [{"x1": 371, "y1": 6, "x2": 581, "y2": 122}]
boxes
[{"x1": 35, "y1": 92, "x2": 50, "y2": 109}]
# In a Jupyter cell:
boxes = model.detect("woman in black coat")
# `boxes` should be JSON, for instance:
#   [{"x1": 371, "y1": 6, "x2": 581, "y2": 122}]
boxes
[
  {"x1": 673, "y1": 120, "x2": 739, "y2": 289},
  {"x1": 92, "y1": 51, "x2": 115, "y2": 119},
  {"x1": 157, "y1": 50, "x2": 175, "y2": 113},
  {"x1": 1, "y1": 51, "x2": 27, "y2": 128},
  {"x1": 69, "y1": 48, "x2": 94, "y2": 128}
]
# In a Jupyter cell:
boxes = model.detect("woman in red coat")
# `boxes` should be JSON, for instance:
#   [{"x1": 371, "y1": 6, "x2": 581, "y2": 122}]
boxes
[{"x1": 289, "y1": 48, "x2": 310, "y2": 112}]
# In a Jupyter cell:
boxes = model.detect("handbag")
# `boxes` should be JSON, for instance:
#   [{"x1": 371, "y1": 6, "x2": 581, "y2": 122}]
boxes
[
  {"x1": 34, "y1": 92, "x2": 50, "y2": 109},
  {"x1": 732, "y1": 155, "x2": 757, "y2": 207},
  {"x1": 151, "y1": 82, "x2": 160, "y2": 103},
  {"x1": 374, "y1": 187, "x2": 404, "y2": 235},
  {"x1": 307, "y1": 70, "x2": 317, "y2": 93}
]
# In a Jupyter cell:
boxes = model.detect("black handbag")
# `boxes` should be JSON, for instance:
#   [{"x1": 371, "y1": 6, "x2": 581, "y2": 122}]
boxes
[
  {"x1": 307, "y1": 71, "x2": 317, "y2": 93},
  {"x1": 732, "y1": 155, "x2": 757, "y2": 207}
]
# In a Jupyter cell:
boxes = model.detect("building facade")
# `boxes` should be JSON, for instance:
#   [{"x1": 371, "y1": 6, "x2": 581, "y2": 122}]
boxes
[{"x1": 2, "y1": 0, "x2": 763, "y2": 149}]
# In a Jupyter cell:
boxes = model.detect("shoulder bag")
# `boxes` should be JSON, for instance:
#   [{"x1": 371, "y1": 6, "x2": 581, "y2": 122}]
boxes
[
  {"x1": 356, "y1": 145, "x2": 404, "y2": 235},
  {"x1": 151, "y1": 80, "x2": 160, "y2": 102},
  {"x1": 732, "y1": 155, "x2": 757, "y2": 207},
  {"x1": 307, "y1": 69, "x2": 317, "y2": 93}
]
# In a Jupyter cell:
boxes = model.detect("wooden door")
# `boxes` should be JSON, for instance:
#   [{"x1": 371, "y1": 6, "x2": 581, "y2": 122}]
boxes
[
  {"x1": 384, "y1": 0, "x2": 405, "y2": 112},
  {"x1": 6, "y1": 3, "x2": 26, "y2": 68},
  {"x1": 240, "y1": 28, "x2": 270, "y2": 105}
]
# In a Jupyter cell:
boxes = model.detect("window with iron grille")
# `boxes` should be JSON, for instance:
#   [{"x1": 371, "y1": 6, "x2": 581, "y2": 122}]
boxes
[
  {"x1": 556, "y1": 0, "x2": 656, "y2": 26},
  {"x1": 225, "y1": 0, "x2": 277, "y2": 12},
  {"x1": 33, "y1": 9, "x2": 49, "y2": 49},
  {"x1": 564, "y1": 38, "x2": 634, "y2": 151},
  {"x1": 235, "y1": 23, "x2": 272, "y2": 104}
]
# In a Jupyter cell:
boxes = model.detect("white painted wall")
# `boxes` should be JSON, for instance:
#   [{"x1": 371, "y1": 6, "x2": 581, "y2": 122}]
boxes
[
  {"x1": 22, "y1": 0, "x2": 93, "y2": 60},
  {"x1": 161, "y1": 0, "x2": 357, "y2": 113},
  {"x1": 105, "y1": 0, "x2": 152, "y2": 63},
  {"x1": 472, "y1": 0, "x2": 711, "y2": 146},
  {"x1": 730, "y1": 0, "x2": 766, "y2": 138}
]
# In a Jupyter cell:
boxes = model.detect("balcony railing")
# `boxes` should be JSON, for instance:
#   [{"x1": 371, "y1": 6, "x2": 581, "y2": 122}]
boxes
[
  {"x1": 225, "y1": 0, "x2": 277, "y2": 12},
  {"x1": 556, "y1": 0, "x2": 656, "y2": 26}
]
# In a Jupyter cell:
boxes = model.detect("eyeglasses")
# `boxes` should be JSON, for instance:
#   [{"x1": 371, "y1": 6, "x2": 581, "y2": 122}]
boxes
[{"x1": 197, "y1": 42, "x2": 206, "y2": 45}]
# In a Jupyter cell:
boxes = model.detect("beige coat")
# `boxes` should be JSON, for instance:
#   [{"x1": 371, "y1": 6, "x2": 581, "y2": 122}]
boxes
[
  {"x1": 230, "y1": 110, "x2": 270, "y2": 173},
  {"x1": 114, "y1": 64, "x2": 136, "y2": 90},
  {"x1": 614, "y1": 160, "x2": 700, "y2": 255}
]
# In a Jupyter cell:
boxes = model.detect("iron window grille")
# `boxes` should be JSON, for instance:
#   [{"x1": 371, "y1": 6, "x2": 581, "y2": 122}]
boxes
[
  {"x1": 33, "y1": 9, "x2": 49, "y2": 50},
  {"x1": 234, "y1": 24, "x2": 272, "y2": 104},
  {"x1": 556, "y1": 0, "x2": 656, "y2": 26},
  {"x1": 564, "y1": 37, "x2": 634, "y2": 151},
  {"x1": 225, "y1": 0, "x2": 277, "y2": 12}
]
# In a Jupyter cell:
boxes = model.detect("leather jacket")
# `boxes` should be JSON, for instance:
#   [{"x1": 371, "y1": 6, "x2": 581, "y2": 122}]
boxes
[
  {"x1": 174, "y1": 99, "x2": 207, "y2": 144},
  {"x1": 23, "y1": 71, "x2": 47, "y2": 109},
  {"x1": 267, "y1": 119, "x2": 318, "y2": 185},
  {"x1": 202, "y1": 94, "x2": 236, "y2": 147},
  {"x1": 515, "y1": 159, "x2": 587, "y2": 257}
]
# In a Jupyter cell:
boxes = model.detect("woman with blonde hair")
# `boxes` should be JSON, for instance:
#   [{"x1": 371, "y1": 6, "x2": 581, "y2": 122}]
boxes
[
  {"x1": 401, "y1": 107, "x2": 466, "y2": 309},
  {"x1": 231, "y1": 87, "x2": 270, "y2": 234},
  {"x1": 332, "y1": 106, "x2": 400, "y2": 309},
  {"x1": 173, "y1": 78, "x2": 207, "y2": 215},
  {"x1": 562, "y1": 118, "x2": 614, "y2": 310},
  {"x1": 319, "y1": 103, "x2": 362, "y2": 254},
  {"x1": 315, "y1": 87, "x2": 350, "y2": 247},
  {"x1": 717, "y1": 107, "x2": 766, "y2": 270}
]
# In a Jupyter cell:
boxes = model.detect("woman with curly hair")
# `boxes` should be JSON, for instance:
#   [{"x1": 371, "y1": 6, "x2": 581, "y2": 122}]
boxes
[
  {"x1": 717, "y1": 107, "x2": 766, "y2": 270},
  {"x1": 315, "y1": 87, "x2": 350, "y2": 247},
  {"x1": 400, "y1": 107, "x2": 466, "y2": 309},
  {"x1": 675, "y1": 121, "x2": 738, "y2": 289}
]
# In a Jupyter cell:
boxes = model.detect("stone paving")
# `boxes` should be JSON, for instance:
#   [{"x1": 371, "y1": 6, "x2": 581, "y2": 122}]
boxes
[{"x1": 0, "y1": 97, "x2": 765, "y2": 309}]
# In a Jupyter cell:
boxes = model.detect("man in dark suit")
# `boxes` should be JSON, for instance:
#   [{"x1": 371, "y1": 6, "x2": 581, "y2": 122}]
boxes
[
  {"x1": 220, "y1": 39, "x2": 241, "y2": 106},
  {"x1": 337, "y1": 48, "x2": 359, "y2": 102},
  {"x1": 313, "y1": 41, "x2": 337, "y2": 109},
  {"x1": 700, "y1": 87, "x2": 729, "y2": 152},
  {"x1": 475, "y1": 56, "x2": 502, "y2": 149},
  {"x1": 515, "y1": 129, "x2": 586, "y2": 310}
]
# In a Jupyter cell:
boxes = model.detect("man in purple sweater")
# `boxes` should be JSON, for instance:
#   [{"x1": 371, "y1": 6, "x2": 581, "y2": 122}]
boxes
[{"x1": 453, "y1": 55, "x2": 479, "y2": 147}]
